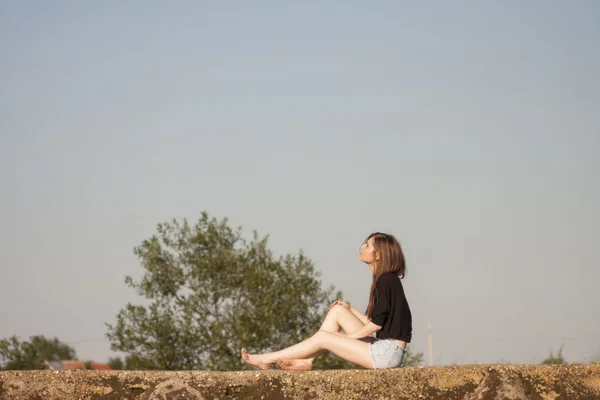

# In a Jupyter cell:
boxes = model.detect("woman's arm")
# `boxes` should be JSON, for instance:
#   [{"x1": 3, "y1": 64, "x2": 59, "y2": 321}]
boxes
[
  {"x1": 330, "y1": 300, "x2": 370, "y2": 325},
  {"x1": 345, "y1": 321, "x2": 381, "y2": 339},
  {"x1": 349, "y1": 305, "x2": 370, "y2": 325}
]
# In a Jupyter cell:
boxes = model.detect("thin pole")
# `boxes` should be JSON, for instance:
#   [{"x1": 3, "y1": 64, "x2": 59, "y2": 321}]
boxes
[{"x1": 428, "y1": 321, "x2": 434, "y2": 366}]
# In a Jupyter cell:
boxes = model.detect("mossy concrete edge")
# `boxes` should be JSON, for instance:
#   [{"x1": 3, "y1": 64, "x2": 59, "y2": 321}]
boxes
[{"x1": 1, "y1": 364, "x2": 599, "y2": 399}]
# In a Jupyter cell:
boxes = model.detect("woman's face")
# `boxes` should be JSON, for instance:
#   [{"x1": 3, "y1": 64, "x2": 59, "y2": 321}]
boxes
[{"x1": 359, "y1": 237, "x2": 378, "y2": 265}]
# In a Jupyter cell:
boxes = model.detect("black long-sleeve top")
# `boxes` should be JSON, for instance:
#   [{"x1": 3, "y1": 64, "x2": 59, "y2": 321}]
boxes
[{"x1": 369, "y1": 272, "x2": 412, "y2": 342}]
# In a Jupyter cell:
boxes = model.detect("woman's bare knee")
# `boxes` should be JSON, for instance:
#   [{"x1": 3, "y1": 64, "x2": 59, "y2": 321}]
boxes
[
  {"x1": 330, "y1": 305, "x2": 364, "y2": 334},
  {"x1": 331, "y1": 304, "x2": 352, "y2": 317},
  {"x1": 329, "y1": 304, "x2": 344, "y2": 314}
]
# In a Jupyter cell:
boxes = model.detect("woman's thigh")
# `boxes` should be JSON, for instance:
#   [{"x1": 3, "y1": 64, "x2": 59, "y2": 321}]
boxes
[{"x1": 315, "y1": 331, "x2": 374, "y2": 369}]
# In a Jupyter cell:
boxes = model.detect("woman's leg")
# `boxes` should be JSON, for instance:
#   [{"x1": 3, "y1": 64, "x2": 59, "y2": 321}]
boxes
[
  {"x1": 320, "y1": 304, "x2": 366, "y2": 334},
  {"x1": 278, "y1": 304, "x2": 367, "y2": 370},
  {"x1": 242, "y1": 330, "x2": 374, "y2": 370}
]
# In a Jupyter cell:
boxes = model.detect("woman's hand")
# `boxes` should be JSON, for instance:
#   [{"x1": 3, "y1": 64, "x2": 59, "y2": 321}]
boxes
[{"x1": 329, "y1": 300, "x2": 350, "y2": 310}]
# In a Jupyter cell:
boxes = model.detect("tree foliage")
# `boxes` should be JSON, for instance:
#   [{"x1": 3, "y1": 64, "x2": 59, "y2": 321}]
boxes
[
  {"x1": 107, "y1": 356, "x2": 124, "y2": 370},
  {"x1": 0, "y1": 335, "x2": 76, "y2": 370},
  {"x1": 403, "y1": 346, "x2": 423, "y2": 367},
  {"x1": 106, "y1": 212, "x2": 352, "y2": 370},
  {"x1": 541, "y1": 344, "x2": 567, "y2": 365}
]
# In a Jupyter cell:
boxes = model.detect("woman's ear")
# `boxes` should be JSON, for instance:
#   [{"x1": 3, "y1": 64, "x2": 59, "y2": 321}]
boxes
[{"x1": 375, "y1": 252, "x2": 380, "y2": 261}]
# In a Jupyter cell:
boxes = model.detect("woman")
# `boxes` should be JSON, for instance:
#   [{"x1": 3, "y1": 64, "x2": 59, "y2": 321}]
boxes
[{"x1": 241, "y1": 232, "x2": 413, "y2": 370}]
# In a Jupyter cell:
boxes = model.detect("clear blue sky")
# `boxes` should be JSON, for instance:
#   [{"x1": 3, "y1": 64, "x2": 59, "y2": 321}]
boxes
[{"x1": 1, "y1": 1, "x2": 599, "y2": 366}]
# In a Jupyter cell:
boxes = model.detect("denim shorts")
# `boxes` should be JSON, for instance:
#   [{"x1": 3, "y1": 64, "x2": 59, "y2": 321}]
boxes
[{"x1": 369, "y1": 339, "x2": 406, "y2": 369}]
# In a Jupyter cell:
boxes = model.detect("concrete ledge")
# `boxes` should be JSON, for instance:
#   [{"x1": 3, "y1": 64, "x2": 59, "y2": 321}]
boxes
[{"x1": 1, "y1": 365, "x2": 599, "y2": 399}]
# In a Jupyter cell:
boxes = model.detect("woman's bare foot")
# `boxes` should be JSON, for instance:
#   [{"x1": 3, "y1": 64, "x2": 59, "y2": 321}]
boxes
[
  {"x1": 241, "y1": 348, "x2": 272, "y2": 370},
  {"x1": 277, "y1": 359, "x2": 313, "y2": 371}
]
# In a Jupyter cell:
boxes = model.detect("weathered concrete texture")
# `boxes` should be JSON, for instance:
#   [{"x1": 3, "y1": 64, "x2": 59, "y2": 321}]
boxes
[{"x1": 1, "y1": 365, "x2": 599, "y2": 400}]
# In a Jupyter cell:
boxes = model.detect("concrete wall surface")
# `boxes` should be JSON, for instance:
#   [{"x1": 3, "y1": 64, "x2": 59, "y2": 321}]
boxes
[{"x1": 1, "y1": 364, "x2": 599, "y2": 399}]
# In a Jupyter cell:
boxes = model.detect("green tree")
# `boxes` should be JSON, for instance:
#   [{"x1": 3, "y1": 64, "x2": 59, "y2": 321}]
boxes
[
  {"x1": 107, "y1": 353, "x2": 169, "y2": 370},
  {"x1": 107, "y1": 357, "x2": 124, "y2": 370},
  {"x1": 403, "y1": 346, "x2": 424, "y2": 367},
  {"x1": 541, "y1": 344, "x2": 567, "y2": 365},
  {"x1": 106, "y1": 212, "x2": 350, "y2": 371},
  {"x1": 0, "y1": 335, "x2": 76, "y2": 370}
]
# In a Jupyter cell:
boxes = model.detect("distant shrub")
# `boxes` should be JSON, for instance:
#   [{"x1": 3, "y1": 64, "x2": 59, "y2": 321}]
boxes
[{"x1": 541, "y1": 344, "x2": 567, "y2": 365}]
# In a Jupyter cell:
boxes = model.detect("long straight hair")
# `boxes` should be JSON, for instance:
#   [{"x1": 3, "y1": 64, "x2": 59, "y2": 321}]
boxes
[{"x1": 364, "y1": 232, "x2": 406, "y2": 320}]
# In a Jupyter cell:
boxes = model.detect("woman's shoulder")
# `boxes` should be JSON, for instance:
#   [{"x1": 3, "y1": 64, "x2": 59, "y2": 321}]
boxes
[
  {"x1": 377, "y1": 272, "x2": 401, "y2": 284},
  {"x1": 377, "y1": 272, "x2": 405, "y2": 296}
]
